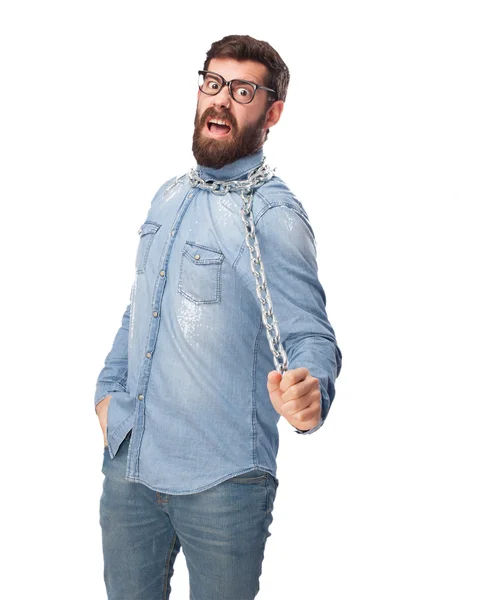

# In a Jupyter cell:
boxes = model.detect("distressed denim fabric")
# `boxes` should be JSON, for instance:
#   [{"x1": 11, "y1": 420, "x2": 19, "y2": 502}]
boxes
[{"x1": 94, "y1": 146, "x2": 342, "y2": 494}]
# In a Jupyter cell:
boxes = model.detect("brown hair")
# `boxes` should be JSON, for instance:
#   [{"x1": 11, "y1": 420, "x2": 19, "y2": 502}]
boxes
[{"x1": 203, "y1": 34, "x2": 290, "y2": 103}]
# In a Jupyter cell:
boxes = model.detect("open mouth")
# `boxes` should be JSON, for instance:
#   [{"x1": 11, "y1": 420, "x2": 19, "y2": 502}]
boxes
[{"x1": 206, "y1": 117, "x2": 232, "y2": 137}]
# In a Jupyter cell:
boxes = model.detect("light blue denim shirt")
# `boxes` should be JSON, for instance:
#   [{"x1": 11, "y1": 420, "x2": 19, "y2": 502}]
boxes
[{"x1": 94, "y1": 146, "x2": 342, "y2": 494}]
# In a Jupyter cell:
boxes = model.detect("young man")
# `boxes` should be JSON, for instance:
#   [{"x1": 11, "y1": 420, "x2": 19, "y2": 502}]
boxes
[{"x1": 95, "y1": 34, "x2": 342, "y2": 599}]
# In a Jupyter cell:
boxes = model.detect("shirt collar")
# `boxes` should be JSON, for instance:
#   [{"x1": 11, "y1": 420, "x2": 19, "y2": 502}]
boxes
[{"x1": 195, "y1": 147, "x2": 264, "y2": 182}]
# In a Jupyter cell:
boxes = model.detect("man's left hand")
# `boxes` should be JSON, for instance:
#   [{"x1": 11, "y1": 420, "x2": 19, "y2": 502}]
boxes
[{"x1": 267, "y1": 367, "x2": 321, "y2": 431}]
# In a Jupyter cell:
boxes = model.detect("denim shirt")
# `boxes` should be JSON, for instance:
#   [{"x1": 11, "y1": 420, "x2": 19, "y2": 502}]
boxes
[{"x1": 94, "y1": 146, "x2": 342, "y2": 495}]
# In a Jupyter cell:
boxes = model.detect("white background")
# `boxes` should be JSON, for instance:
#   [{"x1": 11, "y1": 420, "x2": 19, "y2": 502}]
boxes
[{"x1": 1, "y1": 1, "x2": 477, "y2": 598}]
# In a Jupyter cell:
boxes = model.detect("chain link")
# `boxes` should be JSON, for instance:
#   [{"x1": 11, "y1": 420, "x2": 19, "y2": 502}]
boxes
[{"x1": 188, "y1": 158, "x2": 288, "y2": 374}]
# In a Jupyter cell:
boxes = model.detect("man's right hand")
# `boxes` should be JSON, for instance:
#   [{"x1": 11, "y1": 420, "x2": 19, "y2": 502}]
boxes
[{"x1": 96, "y1": 394, "x2": 112, "y2": 447}]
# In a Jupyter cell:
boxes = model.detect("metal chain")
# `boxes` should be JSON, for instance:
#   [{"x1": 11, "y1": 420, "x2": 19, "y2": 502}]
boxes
[{"x1": 188, "y1": 158, "x2": 288, "y2": 374}]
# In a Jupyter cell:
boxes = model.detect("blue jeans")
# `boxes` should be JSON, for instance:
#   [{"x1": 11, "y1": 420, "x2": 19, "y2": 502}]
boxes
[{"x1": 99, "y1": 432, "x2": 279, "y2": 599}]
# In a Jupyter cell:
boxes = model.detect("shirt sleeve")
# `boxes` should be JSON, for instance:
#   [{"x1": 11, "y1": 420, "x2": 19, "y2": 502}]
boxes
[
  {"x1": 254, "y1": 202, "x2": 343, "y2": 433},
  {"x1": 94, "y1": 301, "x2": 131, "y2": 411}
]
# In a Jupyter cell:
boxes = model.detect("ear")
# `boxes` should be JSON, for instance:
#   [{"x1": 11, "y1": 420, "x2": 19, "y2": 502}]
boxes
[{"x1": 264, "y1": 100, "x2": 284, "y2": 130}]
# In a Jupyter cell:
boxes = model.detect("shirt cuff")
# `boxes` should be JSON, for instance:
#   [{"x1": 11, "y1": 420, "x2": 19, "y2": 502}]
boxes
[
  {"x1": 94, "y1": 383, "x2": 126, "y2": 409},
  {"x1": 294, "y1": 417, "x2": 324, "y2": 435}
]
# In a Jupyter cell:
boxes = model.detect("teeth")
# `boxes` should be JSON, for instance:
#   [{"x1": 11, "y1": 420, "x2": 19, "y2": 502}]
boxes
[{"x1": 209, "y1": 119, "x2": 229, "y2": 126}]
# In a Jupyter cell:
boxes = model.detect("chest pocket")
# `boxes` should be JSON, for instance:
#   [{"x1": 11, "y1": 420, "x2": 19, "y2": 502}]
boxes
[
  {"x1": 135, "y1": 221, "x2": 161, "y2": 274},
  {"x1": 178, "y1": 241, "x2": 225, "y2": 304}
]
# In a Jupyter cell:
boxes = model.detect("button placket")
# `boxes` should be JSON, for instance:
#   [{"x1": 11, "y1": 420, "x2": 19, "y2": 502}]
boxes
[{"x1": 129, "y1": 187, "x2": 196, "y2": 477}]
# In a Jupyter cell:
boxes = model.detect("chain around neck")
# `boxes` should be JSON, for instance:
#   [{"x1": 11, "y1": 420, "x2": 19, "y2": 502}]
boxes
[
  {"x1": 188, "y1": 157, "x2": 276, "y2": 196},
  {"x1": 187, "y1": 155, "x2": 287, "y2": 373}
]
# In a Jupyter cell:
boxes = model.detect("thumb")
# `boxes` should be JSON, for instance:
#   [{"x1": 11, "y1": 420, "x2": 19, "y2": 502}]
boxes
[
  {"x1": 267, "y1": 371, "x2": 285, "y2": 414},
  {"x1": 266, "y1": 370, "x2": 283, "y2": 394}
]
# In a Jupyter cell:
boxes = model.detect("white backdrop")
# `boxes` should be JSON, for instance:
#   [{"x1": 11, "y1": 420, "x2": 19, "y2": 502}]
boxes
[{"x1": 1, "y1": 1, "x2": 477, "y2": 598}]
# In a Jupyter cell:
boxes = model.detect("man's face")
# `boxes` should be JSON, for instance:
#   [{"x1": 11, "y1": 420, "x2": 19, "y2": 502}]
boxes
[{"x1": 192, "y1": 57, "x2": 274, "y2": 169}]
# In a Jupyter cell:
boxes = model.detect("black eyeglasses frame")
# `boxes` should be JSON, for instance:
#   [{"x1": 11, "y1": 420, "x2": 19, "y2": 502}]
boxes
[{"x1": 198, "y1": 70, "x2": 278, "y2": 105}]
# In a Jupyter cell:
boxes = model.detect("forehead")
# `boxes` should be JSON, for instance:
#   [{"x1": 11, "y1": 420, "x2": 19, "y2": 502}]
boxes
[{"x1": 207, "y1": 57, "x2": 268, "y2": 85}]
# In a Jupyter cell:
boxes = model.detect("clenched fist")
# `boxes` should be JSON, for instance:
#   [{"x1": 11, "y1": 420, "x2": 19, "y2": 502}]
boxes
[
  {"x1": 267, "y1": 367, "x2": 321, "y2": 431},
  {"x1": 96, "y1": 394, "x2": 112, "y2": 447}
]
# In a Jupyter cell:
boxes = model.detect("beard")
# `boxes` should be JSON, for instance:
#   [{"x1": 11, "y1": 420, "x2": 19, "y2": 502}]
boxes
[{"x1": 192, "y1": 104, "x2": 267, "y2": 170}]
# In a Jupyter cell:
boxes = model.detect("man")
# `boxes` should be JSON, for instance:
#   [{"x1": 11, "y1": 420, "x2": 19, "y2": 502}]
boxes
[{"x1": 95, "y1": 34, "x2": 342, "y2": 599}]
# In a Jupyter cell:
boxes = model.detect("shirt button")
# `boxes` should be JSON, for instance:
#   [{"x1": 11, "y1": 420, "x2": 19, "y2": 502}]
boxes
[
  {"x1": 170, "y1": 231, "x2": 175, "y2": 236},
  {"x1": 146, "y1": 352, "x2": 152, "y2": 359},
  {"x1": 194, "y1": 254, "x2": 200, "y2": 260},
  {"x1": 153, "y1": 311, "x2": 158, "y2": 317},
  {"x1": 138, "y1": 394, "x2": 144, "y2": 401},
  {"x1": 160, "y1": 270, "x2": 165, "y2": 277}
]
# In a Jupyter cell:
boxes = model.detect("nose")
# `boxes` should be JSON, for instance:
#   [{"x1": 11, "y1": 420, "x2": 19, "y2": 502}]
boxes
[{"x1": 212, "y1": 84, "x2": 231, "y2": 110}]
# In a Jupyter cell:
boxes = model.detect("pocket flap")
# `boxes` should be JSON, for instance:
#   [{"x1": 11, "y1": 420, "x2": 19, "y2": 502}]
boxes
[
  {"x1": 182, "y1": 242, "x2": 224, "y2": 265},
  {"x1": 137, "y1": 221, "x2": 161, "y2": 236}
]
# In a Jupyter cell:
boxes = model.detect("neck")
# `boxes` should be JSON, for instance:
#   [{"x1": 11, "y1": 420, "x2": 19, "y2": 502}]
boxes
[{"x1": 195, "y1": 147, "x2": 264, "y2": 182}]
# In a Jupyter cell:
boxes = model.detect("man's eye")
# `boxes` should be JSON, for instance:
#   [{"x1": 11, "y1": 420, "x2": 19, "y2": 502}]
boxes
[
  {"x1": 238, "y1": 88, "x2": 250, "y2": 97},
  {"x1": 207, "y1": 81, "x2": 220, "y2": 90}
]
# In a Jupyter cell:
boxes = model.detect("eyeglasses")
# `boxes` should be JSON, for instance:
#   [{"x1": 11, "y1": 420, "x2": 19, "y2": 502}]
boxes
[{"x1": 198, "y1": 70, "x2": 277, "y2": 105}]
